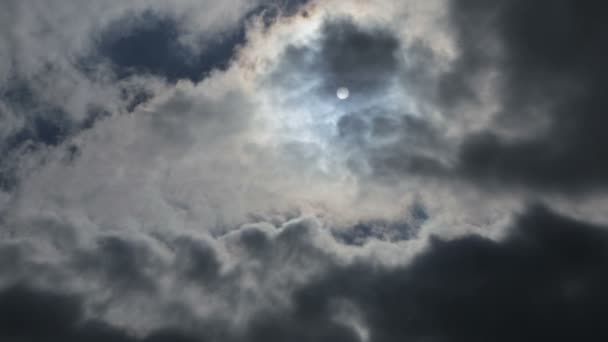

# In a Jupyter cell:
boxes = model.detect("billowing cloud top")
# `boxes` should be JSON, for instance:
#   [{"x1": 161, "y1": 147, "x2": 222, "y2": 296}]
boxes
[{"x1": 2, "y1": 0, "x2": 608, "y2": 341}]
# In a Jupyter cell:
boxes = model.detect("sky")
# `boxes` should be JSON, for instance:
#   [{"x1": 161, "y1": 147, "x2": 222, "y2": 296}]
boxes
[{"x1": 1, "y1": 0, "x2": 608, "y2": 341}]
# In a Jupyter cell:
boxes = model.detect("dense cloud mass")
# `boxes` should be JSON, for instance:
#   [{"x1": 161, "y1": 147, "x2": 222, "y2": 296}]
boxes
[
  {"x1": 1, "y1": 0, "x2": 608, "y2": 341},
  {"x1": 3, "y1": 206, "x2": 608, "y2": 341},
  {"x1": 449, "y1": 0, "x2": 608, "y2": 192}
]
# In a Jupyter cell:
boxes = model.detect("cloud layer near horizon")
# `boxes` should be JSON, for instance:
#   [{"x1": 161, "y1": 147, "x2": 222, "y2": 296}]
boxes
[{"x1": 2, "y1": 0, "x2": 608, "y2": 341}]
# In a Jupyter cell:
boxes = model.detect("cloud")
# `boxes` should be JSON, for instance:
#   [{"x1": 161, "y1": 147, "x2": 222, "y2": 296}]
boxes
[
  {"x1": 444, "y1": 0, "x2": 608, "y2": 193},
  {"x1": 265, "y1": 14, "x2": 405, "y2": 106},
  {"x1": 260, "y1": 11, "x2": 454, "y2": 188},
  {"x1": 0, "y1": 212, "x2": 360, "y2": 337},
  {"x1": 318, "y1": 17, "x2": 401, "y2": 95},
  {"x1": 2, "y1": 1, "x2": 608, "y2": 341},
  {"x1": 0, "y1": 284, "x2": 205, "y2": 342},
  {"x1": 289, "y1": 205, "x2": 608, "y2": 341},
  {"x1": 0, "y1": 0, "x2": 263, "y2": 192},
  {"x1": 91, "y1": 10, "x2": 247, "y2": 83},
  {"x1": 2, "y1": 205, "x2": 608, "y2": 341}
]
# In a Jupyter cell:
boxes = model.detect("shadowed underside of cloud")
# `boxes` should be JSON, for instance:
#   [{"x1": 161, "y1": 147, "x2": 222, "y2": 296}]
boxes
[
  {"x1": 304, "y1": 1, "x2": 608, "y2": 194},
  {"x1": 446, "y1": 0, "x2": 608, "y2": 192},
  {"x1": 0, "y1": 285, "x2": 204, "y2": 342},
  {"x1": 2, "y1": 206, "x2": 608, "y2": 342},
  {"x1": 295, "y1": 206, "x2": 608, "y2": 341}
]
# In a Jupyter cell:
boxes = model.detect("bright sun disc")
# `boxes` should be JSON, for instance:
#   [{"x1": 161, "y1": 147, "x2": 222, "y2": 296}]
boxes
[{"x1": 337, "y1": 87, "x2": 349, "y2": 100}]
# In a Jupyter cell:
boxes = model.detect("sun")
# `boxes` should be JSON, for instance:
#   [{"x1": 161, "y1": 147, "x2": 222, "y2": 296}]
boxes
[{"x1": 337, "y1": 87, "x2": 350, "y2": 100}]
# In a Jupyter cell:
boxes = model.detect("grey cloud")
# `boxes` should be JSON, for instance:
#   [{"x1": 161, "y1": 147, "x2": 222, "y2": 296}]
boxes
[
  {"x1": 173, "y1": 235, "x2": 221, "y2": 284},
  {"x1": 2, "y1": 1, "x2": 608, "y2": 342},
  {"x1": 318, "y1": 17, "x2": 400, "y2": 96},
  {"x1": 326, "y1": 0, "x2": 608, "y2": 195},
  {"x1": 73, "y1": 235, "x2": 159, "y2": 294},
  {"x1": 291, "y1": 205, "x2": 608, "y2": 341},
  {"x1": 267, "y1": 16, "x2": 452, "y2": 184},
  {"x1": 3, "y1": 206, "x2": 608, "y2": 341},
  {"x1": 0, "y1": 284, "x2": 206, "y2": 342},
  {"x1": 444, "y1": 0, "x2": 608, "y2": 193},
  {"x1": 0, "y1": 282, "x2": 358, "y2": 342},
  {"x1": 272, "y1": 16, "x2": 401, "y2": 100},
  {"x1": 0, "y1": 80, "x2": 111, "y2": 190},
  {"x1": 0, "y1": 214, "x2": 348, "y2": 334},
  {"x1": 335, "y1": 107, "x2": 450, "y2": 180}
]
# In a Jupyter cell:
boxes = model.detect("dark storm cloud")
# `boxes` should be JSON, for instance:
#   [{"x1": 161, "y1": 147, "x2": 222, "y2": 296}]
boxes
[
  {"x1": 243, "y1": 311, "x2": 360, "y2": 342},
  {"x1": 3, "y1": 206, "x2": 608, "y2": 341},
  {"x1": 91, "y1": 11, "x2": 246, "y2": 83},
  {"x1": 445, "y1": 0, "x2": 608, "y2": 192},
  {"x1": 291, "y1": 205, "x2": 608, "y2": 341},
  {"x1": 4, "y1": 2, "x2": 608, "y2": 341},
  {"x1": 0, "y1": 285, "x2": 204, "y2": 342},
  {"x1": 0, "y1": 283, "x2": 359, "y2": 342}
]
